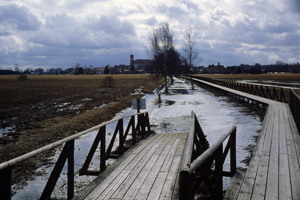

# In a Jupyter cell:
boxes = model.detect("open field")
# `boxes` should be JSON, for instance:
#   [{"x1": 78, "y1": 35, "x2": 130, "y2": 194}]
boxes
[{"x1": 0, "y1": 74, "x2": 159, "y2": 164}]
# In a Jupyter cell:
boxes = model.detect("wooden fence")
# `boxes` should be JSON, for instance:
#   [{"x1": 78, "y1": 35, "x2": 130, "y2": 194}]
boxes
[
  {"x1": 290, "y1": 89, "x2": 300, "y2": 134},
  {"x1": 179, "y1": 111, "x2": 236, "y2": 200},
  {"x1": 0, "y1": 112, "x2": 150, "y2": 200},
  {"x1": 191, "y1": 76, "x2": 289, "y2": 103},
  {"x1": 222, "y1": 80, "x2": 288, "y2": 103}
]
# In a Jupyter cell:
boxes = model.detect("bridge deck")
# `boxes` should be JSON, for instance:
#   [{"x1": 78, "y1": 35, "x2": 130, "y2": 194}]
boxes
[
  {"x1": 74, "y1": 132, "x2": 188, "y2": 200},
  {"x1": 225, "y1": 103, "x2": 300, "y2": 200},
  {"x1": 191, "y1": 77, "x2": 300, "y2": 199}
]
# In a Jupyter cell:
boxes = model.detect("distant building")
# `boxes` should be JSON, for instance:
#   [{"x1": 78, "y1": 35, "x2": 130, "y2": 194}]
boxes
[
  {"x1": 65, "y1": 68, "x2": 75, "y2": 74},
  {"x1": 205, "y1": 62, "x2": 226, "y2": 73},
  {"x1": 130, "y1": 55, "x2": 152, "y2": 71},
  {"x1": 34, "y1": 68, "x2": 44, "y2": 75}
]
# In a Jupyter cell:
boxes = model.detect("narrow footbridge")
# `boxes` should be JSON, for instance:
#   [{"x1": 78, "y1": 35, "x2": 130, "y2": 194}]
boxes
[{"x1": 189, "y1": 76, "x2": 300, "y2": 200}]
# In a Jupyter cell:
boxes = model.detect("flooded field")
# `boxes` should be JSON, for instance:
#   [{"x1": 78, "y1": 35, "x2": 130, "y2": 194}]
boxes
[{"x1": 12, "y1": 77, "x2": 264, "y2": 199}]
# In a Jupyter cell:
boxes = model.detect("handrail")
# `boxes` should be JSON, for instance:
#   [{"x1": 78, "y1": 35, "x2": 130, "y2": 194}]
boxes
[
  {"x1": 188, "y1": 75, "x2": 289, "y2": 103},
  {"x1": 290, "y1": 89, "x2": 300, "y2": 133},
  {"x1": 0, "y1": 111, "x2": 148, "y2": 171},
  {"x1": 0, "y1": 111, "x2": 150, "y2": 200},
  {"x1": 188, "y1": 125, "x2": 236, "y2": 174},
  {"x1": 179, "y1": 111, "x2": 236, "y2": 200}
]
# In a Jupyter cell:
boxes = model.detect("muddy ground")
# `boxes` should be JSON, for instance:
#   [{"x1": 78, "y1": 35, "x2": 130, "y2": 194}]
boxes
[{"x1": 0, "y1": 74, "x2": 159, "y2": 165}]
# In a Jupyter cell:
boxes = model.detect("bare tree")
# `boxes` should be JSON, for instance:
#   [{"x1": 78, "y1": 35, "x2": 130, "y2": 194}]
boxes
[
  {"x1": 183, "y1": 27, "x2": 202, "y2": 90},
  {"x1": 148, "y1": 22, "x2": 175, "y2": 96}
]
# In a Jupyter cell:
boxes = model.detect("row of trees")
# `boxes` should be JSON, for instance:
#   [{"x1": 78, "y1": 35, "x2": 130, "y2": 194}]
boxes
[{"x1": 147, "y1": 22, "x2": 201, "y2": 102}]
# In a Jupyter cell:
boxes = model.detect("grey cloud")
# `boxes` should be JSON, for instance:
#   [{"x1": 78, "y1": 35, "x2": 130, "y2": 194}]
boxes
[
  {"x1": 258, "y1": 19, "x2": 298, "y2": 34},
  {"x1": 0, "y1": 4, "x2": 41, "y2": 31},
  {"x1": 179, "y1": 0, "x2": 199, "y2": 10},
  {"x1": 88, "y1": 15, "x2": 136, "y2": 37},
  {"x1": 144, "y1": 16, "x2": 158, "y2": 26},
  {"x1": 156, "y1": 5, "x2": 189, "y2": 19}
]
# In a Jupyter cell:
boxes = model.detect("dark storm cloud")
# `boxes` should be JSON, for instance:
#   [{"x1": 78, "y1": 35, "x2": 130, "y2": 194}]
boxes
[{"x1": 0, "y1": 4, "x2": 41, "y2": 31}]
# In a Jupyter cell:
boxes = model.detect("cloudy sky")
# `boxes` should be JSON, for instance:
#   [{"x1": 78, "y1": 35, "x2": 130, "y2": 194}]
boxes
[{"x1": 1, "y1": 0, "x2": 300, "y2": 70}]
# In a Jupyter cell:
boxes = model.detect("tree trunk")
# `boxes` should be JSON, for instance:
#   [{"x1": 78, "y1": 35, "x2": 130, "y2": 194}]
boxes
[
  {"x1": 190, "y1": 74, "x2": 194, "y2": 90},
  {"x1": 157, "y1": 81, "x2": 162, "y2": 103},
  {"x1": 165, "y1": 75, "x2": 168, "y2": 93}
]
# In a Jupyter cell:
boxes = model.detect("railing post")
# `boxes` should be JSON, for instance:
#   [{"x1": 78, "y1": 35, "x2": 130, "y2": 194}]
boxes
[
  {"x1": 230, "y1": 128, "x2": 236, "y2": 176},
  {"x1": 100, "y1": 126, "x2": 106, "y2": 172},
  {"x1": 179, "y1": 171, "x2": 191, "y2": 200},
  {"x1": 273, "y1": 87, "x2": 279, "y2": 100},
  {"x1": 132, "y1": 116, "x2": 136, "y2": 144},
  {"x1": 40, "y1": 140, "x2": 74, "y2": 200},
  {"x1": 141, "y1": 114, "x2": 145, "y2": 138},
  {"x1": 119, "y1": 118, "x2": 124, "y2": 156},
  {"x1": 215, "y1": 144, "x2": 223, "y2": 200},
  {"x1": 67, "y1": 139, "x2": 74, "y2": 200},
  {"x1": 145, "y1": 112, "x2": 151, "y2": 132},
  {"x1": 0, "y1": 166, "x2": 12, "y2": 200},
  {"x1": 261, "y1": 85, "x2": 265, "y2": 97}
]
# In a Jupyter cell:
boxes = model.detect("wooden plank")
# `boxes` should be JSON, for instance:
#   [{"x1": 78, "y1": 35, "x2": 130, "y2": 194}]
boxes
[
  {"x1": 279, "y1": 153, "x2": 292, "y2": 199},
  {"x1": 278, "y1": 107, "x2": 292, "y2": 199},
  {"x1": 252, "y1": 157, "x2": 268, "y2": 198},
  {"x1": 224, "y1": 169, "x2": 246, "y2": 200},
  {"x1": 160, "y1": 134, "x2": 180, "y2": 172},
  {"x1": 122, "y1": 155, "x2": 159, "y2": 199},
  {"x1": 131, "y1": 134, "x2": 161, "y2": 154},
  {"x1": 80, "y1": 134, "x2": 162, "y2": 199},
  {"x1": 265, "y1": 104, "x2": 279, "y2": 199},
  {"x1": 134, "y1": 144, "x2": 172, "y2": 199},
  {"x1": 284, "y1": 104, "x2": 300, "y2": 163},
  {"x1": 172, "y1": 134, "x2": 188, "y2": 199},
  {"x1": 109, "y1": 142, "x2": 161, "y2": 199},
  {"x1": 95, "y1": 170, "x2": 131, "y2": 199},
  {"x1": 282, "y1": 105, "x2": 300, "y2": 199},
  {"x1": 159, "y1": 155, "x2": 182, "y2": 199},
  {"x1": 125, "y1": 136, "x2": 164, "y2": 171},
  {"x1": 147, "y1": 172, "x2": 168, "y2": 200},
  {"x1": 74, "y1": 138, "x2": 146, "y2": 200},
  {"x1": 237, "y1": 104, "x2": 274, "y2": 200},
  {"x1": 85, "y1": 152, "x2": 141, "y2": 199},
  {"x1": 153, "y1": 134, "x2": 173, "y2": 155}
]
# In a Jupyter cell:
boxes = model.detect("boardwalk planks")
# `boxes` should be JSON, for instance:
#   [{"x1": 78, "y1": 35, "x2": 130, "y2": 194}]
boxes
[
  {"x1": 75, "y1": 132, "x2": 188, "y2": 200},
  {"x1": 190, "y1": 77, "x2": 300, "y2": 200}
]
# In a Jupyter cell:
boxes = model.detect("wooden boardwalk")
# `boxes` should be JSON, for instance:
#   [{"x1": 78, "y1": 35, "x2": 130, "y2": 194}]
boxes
[
  {"x1": 74, "y1": 132, "x2": 188, "y2": 200},
  {"x1": 191, "y1": 77, "x2": 300, "y2": 200}
]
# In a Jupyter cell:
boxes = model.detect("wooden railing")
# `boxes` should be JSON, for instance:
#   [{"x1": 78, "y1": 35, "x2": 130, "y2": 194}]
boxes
[
  {"x1": 179, "y1": 111, "x2": 236, "y2": 200},
  {"x1": 0, "y1": 112, "x2": 150, "y2": 200},
  {"x1": 191, "y1": 76, "x2": 289, "y2": 103},
  {"x1": 290, "y1": 89, "x2": 300, "y2": 133},
  {"x1": 223, "y1": 80, "x2": 288, "y2": 103}
]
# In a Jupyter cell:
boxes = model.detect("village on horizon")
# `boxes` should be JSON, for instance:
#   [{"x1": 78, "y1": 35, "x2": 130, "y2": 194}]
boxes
[{"x1": 1, "y1": 54, "x2": 300, "y2": 75}]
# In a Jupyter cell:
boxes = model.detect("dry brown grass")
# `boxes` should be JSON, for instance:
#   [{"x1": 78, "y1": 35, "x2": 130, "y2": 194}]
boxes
[{"x1": 0, "y1": 74, "x2": 159, "y2": 164}]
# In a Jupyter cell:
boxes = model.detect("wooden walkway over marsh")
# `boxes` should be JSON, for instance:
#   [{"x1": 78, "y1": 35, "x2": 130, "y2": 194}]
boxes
[
  {"x1": 2, "y1": 76, "x2": 299, "y2": 200},
  {"x1": 75, "y1": 132, "x2": 188, "y2": 200},
  {"x1": 190, "y1": 77, "x2": 300, "y2": 200}
]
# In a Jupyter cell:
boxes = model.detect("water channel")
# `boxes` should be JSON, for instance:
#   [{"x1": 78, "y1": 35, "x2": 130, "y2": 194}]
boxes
[{"x1": 12, "y1": 77, "x2": 264, "y2": 199}]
